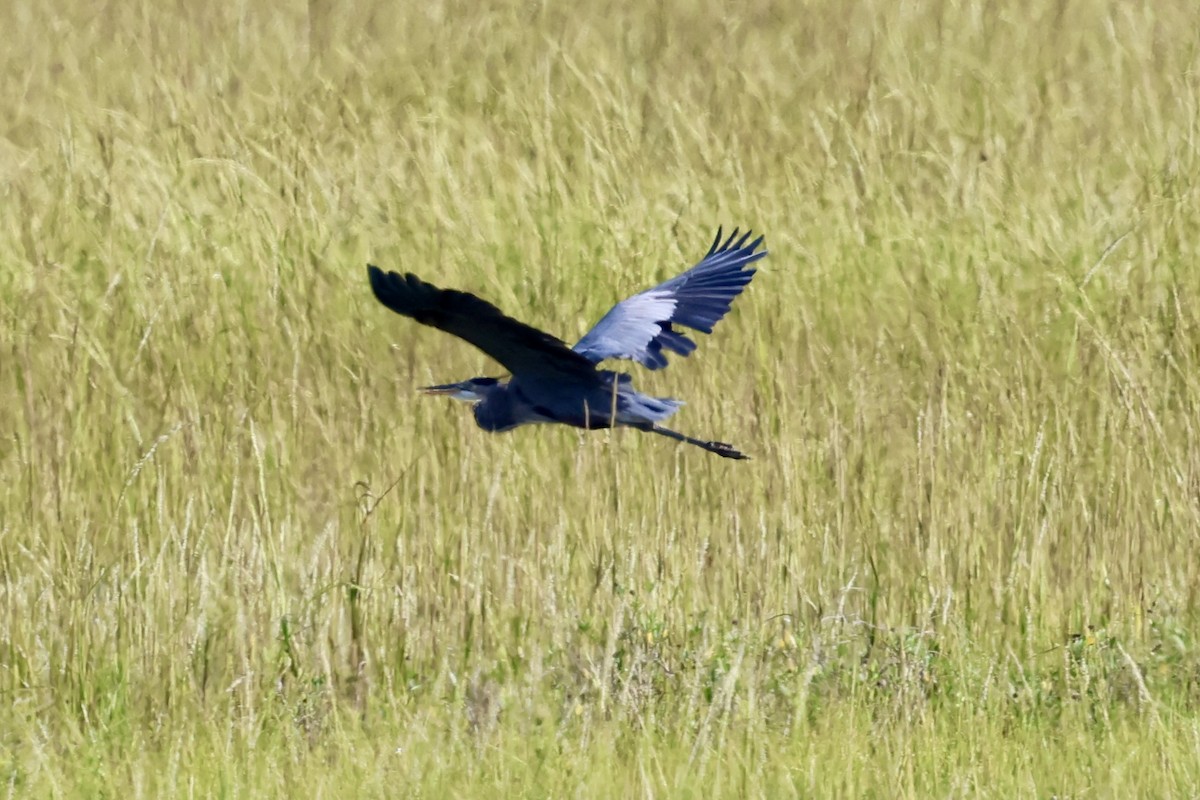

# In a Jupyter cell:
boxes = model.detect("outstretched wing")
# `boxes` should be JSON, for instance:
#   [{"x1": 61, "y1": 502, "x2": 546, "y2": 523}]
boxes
[
  {"x1": 368, "y1": 267, "x2": 599, "y2": 384},
  {"x1": 572, "y1": 227, "x2": 766, "y2": 370}
]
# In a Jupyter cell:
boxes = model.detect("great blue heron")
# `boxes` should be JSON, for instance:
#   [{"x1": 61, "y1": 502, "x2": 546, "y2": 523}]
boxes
[{"x1": 367, "y1": 227, "x2": 766, "y2": 459}]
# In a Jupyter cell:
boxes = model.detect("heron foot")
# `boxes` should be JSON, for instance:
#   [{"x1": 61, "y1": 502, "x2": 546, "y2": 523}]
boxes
[{"x1": 707, "y1": 441, "x2": 749, "y2": 460}]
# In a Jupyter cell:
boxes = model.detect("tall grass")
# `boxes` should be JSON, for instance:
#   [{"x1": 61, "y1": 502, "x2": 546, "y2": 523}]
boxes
[{"x1": 2, "y1": 0, "x2": 1199, "y2": 795}]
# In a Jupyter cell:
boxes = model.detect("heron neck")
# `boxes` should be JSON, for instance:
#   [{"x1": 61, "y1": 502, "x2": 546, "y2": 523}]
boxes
[{"x1": 471, "y1": 382, "x2": 519, "y2": 432}]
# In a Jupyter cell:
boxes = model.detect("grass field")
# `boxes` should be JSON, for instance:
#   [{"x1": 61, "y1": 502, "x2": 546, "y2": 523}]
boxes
[{"x1": 3, "y1": 0, "x2": 1200, "y2": 796}]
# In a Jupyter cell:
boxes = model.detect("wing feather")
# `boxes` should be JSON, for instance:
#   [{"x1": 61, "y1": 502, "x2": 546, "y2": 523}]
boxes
[
  {"x1": 572, "y1": 227, "x2": 766, "y2": 369},
  {"x1": 368, "y1": 268, "x2": 598, "y2": 384}
]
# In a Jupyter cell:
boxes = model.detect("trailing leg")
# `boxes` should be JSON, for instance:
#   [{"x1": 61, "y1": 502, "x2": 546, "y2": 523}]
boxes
[{"x1": 634, "y1": 422, "x2": 749, "y2": 460}]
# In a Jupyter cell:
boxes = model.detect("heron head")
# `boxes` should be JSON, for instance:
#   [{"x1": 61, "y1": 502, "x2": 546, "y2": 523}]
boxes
[{"x1": 419, "y1": 376, "x2": 501, "y2": 402}]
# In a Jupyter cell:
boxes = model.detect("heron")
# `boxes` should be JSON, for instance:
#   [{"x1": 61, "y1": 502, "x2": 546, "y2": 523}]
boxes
[{"x1": 367, "y1": 227, "x2": 766, "y2": 459}]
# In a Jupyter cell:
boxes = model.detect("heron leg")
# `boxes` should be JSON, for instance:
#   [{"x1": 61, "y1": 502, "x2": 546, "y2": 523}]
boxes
[{"x1": 634, "y1": 422, "x2": 749, "y2": 460}]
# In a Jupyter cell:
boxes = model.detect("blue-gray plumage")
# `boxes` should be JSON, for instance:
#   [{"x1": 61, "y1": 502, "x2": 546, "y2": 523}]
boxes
[
  {"x1": 367, "y1": 227, "x2": 765, "y2": 459},
  {"x1": 573, "y1": 228, "x2": 764, "y2": 369}
]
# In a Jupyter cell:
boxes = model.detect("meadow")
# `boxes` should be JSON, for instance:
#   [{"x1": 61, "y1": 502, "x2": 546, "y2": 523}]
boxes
[{"x1": 2, "y1": 0, "x2": 1199, "y2": 795}]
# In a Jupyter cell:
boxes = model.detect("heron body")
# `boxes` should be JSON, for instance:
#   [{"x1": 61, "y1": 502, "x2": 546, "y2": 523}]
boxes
[
  {"x1": 368, "y1": 227, "x2": 766, "y2": 459},
  {"x1": 455, "y1": 371, "x2": 683, "y2": 433}
]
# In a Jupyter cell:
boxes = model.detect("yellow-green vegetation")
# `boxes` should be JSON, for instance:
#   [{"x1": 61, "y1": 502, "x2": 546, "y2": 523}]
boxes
[{"x1": 3, "y1": 0, "x2": 1200, "y2": 796}]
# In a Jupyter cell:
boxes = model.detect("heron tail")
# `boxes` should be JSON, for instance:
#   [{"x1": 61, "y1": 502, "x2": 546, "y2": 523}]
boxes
[{"x1": 613, "y1": 384, "x2": 683, "y2": 422}]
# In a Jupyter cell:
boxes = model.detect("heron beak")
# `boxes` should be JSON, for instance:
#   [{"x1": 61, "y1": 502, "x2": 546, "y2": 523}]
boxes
[
  {"x1": 419, "y1": 383, "x2": 462, "y2": 395},
  {"x1": 419, "y1": 382, "x2": 481, "y2": 402}
]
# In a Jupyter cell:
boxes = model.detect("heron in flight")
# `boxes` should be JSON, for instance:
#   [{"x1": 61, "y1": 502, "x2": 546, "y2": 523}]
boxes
[{"x1": 367, "y1": 227, "x2": 766, "y2": 459}]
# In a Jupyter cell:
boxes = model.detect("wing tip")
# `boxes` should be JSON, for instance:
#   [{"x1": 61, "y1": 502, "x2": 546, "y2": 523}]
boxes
[
  {"x1": 367, "y1": 264, "x2": 390, "y2": 301},
  {"x1": 705, "y1": 226, "x2": 767, "y2": 260}
]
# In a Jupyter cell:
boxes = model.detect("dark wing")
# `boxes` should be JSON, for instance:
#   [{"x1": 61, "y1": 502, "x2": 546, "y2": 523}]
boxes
[
  {"x1": 368, "y1": 267, "x2": 599, "y2": 383},
  {"x1": 572, "y1": 227, "x2": 766, "y2": 370}
]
